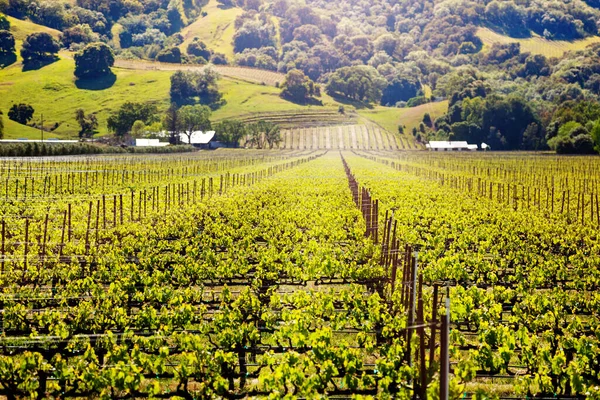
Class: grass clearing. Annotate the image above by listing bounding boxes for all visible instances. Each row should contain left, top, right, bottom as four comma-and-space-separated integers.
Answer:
358, 101, 448, 141
3, 118, 58, 140
7, 16, 61, 41
477, 27, 600, 58
179, 0, 243, 61
114, 60, 285, 87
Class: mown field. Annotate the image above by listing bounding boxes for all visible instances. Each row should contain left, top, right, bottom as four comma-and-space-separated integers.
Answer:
477, 27, 600, 58
0, 150, 599, 398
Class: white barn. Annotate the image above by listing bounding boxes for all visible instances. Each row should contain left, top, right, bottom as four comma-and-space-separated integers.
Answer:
178, 131, 216, 145
426, 141, 478, 151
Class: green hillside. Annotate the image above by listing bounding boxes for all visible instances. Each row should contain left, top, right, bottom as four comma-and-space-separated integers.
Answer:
7, 16, 61, 41
179, 0, 243, 61
0, 56, 424, 145
358, 101, 448, 137
0, 58, 172, 138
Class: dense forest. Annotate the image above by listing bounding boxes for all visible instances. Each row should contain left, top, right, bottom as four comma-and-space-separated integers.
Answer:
4, 0, 600, 151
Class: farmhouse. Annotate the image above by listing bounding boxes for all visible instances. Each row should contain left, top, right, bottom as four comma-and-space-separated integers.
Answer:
426, 141, 478, 151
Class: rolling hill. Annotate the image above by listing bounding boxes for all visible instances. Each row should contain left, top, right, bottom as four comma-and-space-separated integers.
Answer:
0, 10, 431, 148
0, 51, 424, 147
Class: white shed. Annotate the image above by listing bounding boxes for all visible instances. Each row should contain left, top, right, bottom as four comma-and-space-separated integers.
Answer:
426, 141, 478, 151
135, 139, 170, 147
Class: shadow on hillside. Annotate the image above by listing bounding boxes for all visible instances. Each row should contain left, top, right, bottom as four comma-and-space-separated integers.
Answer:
75, 72, 117, 90
484, 23, 531, 39
22, 56, 59, 72
329, 93, 374, 110
216, 2, 234, 10
0, 53, 16, 69
280, 93, 324, 106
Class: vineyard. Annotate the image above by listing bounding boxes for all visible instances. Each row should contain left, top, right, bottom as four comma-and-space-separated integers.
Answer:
278, 125, 418, 151
0, 150, 599, 399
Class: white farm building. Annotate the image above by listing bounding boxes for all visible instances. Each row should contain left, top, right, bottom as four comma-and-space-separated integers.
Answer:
426, 141, 478, 151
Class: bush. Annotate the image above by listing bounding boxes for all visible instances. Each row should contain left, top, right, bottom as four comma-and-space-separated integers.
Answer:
186, 38, 211, 59
156, 46, 181, 63
8, 103, 34, 124
573, 134, 596, 154
406, 96, 429, 108
555, 136, 575, 154
210, 53, 228, 65
0, 29, 15, 54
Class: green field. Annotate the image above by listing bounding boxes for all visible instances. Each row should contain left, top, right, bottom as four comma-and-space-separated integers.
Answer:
477, 27, 600, 58
0, 56, 173, 138
179, 0, 243, 61
358, 101, 448, 136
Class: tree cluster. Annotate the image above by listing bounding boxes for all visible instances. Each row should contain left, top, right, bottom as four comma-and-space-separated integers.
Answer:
169, 68, 223, 107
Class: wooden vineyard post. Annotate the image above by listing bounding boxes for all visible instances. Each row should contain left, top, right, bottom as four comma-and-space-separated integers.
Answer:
120, 194, 124, 225
591, 193, 594, 224
407, 251, 418, 367
576, 192, 581, 223
130, 190, 134, 222
24, 219, 29, 268
85, 202, 92, 255
390, 238, 399, 295
417, 273, 426, 400
429, 285, 439, 375
59, 210, 66, 260
41, 213, 49, 267
440, 287, 450, 400
373, 199, 379, 243
102, 195, 106, 229
138, 191, 142, 221
1, 219, 5, 271
597, 193, 600, 225
68, 203, 72, 242
95, 199, 100, 247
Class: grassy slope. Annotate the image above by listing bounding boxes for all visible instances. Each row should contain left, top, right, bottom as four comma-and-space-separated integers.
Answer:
477, 27, 600, 58
179, 0, 242, 61
3, 118, 55, 139
7, 16, 61, 41
358, 101, 448, 136
213, 80, 341, 120
0, 58, 173, 138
